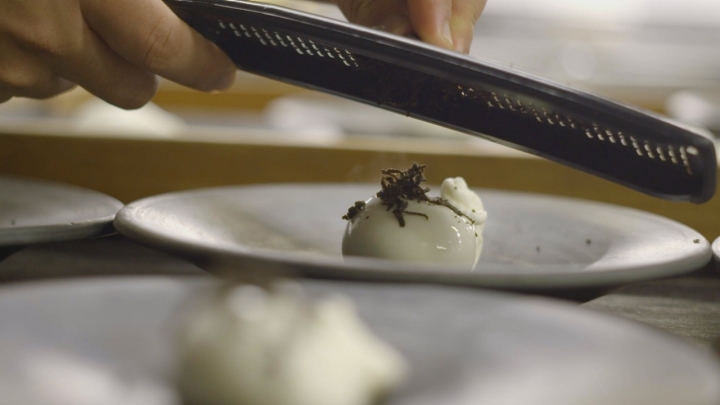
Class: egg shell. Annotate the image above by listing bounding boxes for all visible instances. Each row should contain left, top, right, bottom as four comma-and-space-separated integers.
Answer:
342, 197, 477, 268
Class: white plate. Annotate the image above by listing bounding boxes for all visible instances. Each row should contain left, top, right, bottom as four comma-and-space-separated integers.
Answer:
0, 276, 718, 405
0, 176, 122, 247
713, 236, 720, 272
115, 184, 711, 297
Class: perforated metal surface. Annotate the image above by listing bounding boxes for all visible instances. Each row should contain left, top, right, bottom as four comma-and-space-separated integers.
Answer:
166, 0, 716, 202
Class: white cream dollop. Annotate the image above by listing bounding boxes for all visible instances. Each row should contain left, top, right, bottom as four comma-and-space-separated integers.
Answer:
177, 282, 406, 405
342, 177, 487, 269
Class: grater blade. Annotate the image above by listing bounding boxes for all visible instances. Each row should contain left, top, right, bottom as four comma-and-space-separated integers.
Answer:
165, 0, 717, 203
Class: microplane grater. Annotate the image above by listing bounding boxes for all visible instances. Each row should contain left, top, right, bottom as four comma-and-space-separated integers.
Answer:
166, 0, 717, 203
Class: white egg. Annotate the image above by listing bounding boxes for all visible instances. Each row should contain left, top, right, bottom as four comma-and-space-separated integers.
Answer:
342, 177, 486, 270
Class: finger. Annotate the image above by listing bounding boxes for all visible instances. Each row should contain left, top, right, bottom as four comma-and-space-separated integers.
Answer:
45, 24, 159, 109
0, 93, 11, 104
0, 36, 77, 99
449, 0, 486, 53
407, 0, 454, 50
13, 77, 77, 99
82, 0, 236, 92
334, 0, 413, 36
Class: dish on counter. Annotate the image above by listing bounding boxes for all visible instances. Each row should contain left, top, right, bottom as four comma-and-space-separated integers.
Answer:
341, 164, 487, 270
114, 184, 711, 300
177, 280, 407, 405
0, 175, 122, 248
712, 237, 720, 272
0, 276, 719, 405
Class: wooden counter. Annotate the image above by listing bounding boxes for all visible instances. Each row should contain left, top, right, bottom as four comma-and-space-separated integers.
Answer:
1, 128, 719, 240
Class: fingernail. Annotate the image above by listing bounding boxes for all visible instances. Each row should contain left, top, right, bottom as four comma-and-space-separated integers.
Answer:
455, 36, 470, 53
382, 14, 413, 36
442, 20, 453, 47
212, 71, 236, 92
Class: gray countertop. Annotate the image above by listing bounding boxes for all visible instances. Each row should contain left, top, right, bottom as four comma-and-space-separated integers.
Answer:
585, 271, 720, 352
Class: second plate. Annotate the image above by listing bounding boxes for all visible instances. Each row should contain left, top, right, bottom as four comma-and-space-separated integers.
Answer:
0, 175, 122, 259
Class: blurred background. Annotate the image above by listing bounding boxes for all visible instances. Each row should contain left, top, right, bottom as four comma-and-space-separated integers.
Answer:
1, 0, 719, 140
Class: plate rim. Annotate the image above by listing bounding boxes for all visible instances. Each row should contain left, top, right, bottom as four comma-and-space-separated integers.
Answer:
0, 175, 123, 247
114, 183, 712, 290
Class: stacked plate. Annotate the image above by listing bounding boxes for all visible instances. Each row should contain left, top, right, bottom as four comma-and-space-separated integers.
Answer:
1, 179, 718, 405
0, 176, 122, 259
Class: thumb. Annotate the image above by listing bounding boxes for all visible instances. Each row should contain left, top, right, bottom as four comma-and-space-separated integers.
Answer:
333, 0, 414, 36
448, 0, 487, 53
407, 0, 454, 50
409, 0, 486, 53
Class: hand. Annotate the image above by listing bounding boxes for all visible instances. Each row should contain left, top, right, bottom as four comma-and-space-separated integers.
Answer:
332, 0, 486, 53
0, 0, 237, 108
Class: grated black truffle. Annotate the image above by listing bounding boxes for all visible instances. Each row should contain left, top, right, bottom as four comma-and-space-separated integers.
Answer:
342, 201, 366, 220
343, 163, 473, 227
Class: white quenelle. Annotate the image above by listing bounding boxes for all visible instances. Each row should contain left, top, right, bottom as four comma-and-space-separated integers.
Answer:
177, 281, 406, 405
342, 171, 487, 270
